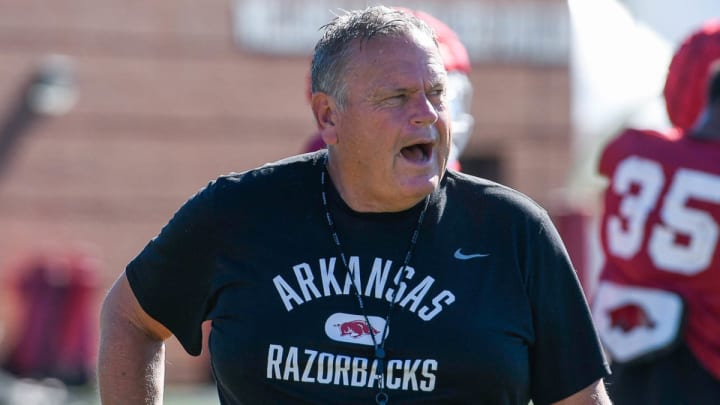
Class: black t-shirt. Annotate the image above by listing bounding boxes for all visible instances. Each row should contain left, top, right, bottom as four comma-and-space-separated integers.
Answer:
127, 151, 610, 404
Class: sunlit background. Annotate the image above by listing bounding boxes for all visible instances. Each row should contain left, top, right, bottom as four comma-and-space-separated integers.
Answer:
0, 0, 717, 404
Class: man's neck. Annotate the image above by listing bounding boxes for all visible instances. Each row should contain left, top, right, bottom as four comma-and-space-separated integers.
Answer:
324, 159, 430, 213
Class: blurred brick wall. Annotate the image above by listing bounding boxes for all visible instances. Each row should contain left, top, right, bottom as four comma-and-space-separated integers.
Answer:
0, 0, 572, 385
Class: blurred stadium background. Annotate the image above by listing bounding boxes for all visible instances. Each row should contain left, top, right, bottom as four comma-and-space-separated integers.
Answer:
0, 0, 717, 404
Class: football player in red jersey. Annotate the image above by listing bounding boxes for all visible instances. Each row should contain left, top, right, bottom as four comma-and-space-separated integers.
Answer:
301, 8, 474, 172
592, 20, 720, 404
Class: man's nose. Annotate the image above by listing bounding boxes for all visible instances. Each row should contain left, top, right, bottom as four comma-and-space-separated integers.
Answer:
411, 94, 439, 126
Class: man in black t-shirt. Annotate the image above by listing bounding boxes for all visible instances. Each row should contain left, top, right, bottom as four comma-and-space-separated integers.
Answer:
98, 6, 611, 404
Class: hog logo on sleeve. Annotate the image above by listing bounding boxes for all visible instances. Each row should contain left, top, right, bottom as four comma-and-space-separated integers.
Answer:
607, 303, 656, 333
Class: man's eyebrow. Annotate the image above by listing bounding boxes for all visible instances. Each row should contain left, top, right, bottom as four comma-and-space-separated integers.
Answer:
372, 85, 415, 96
426, 78, 447, 90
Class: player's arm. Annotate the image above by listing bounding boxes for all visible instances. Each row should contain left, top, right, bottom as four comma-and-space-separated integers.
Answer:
98, 272, 173, 405
552, 379, 612, 405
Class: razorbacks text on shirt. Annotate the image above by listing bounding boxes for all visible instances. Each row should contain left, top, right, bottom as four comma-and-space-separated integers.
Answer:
266, 344, 438, 391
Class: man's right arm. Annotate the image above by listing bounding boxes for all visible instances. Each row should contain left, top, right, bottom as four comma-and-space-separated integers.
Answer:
98, 272, 173, 404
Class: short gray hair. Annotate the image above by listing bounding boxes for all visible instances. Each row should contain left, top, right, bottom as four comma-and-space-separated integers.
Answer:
310, 6, 438, 109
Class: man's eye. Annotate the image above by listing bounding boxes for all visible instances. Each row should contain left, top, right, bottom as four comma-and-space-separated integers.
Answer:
381, 94, 407, 104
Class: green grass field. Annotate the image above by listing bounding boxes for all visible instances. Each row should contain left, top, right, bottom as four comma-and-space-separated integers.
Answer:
66, 384, 220, 405
0, 378, 219, 405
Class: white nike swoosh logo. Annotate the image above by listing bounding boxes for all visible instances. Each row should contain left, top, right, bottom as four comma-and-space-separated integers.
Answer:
454, 248, 490, 260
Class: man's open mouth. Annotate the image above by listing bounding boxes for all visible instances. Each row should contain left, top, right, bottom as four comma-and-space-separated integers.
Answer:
400, 142, 433, 163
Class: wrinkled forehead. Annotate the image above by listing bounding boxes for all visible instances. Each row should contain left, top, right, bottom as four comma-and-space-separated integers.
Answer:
349, 31, 447, 81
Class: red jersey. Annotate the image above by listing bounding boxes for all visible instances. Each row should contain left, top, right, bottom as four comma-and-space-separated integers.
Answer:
597, 128, 720, 378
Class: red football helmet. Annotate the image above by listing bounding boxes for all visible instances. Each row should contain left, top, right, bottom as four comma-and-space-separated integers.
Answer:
663, 19, 720, 129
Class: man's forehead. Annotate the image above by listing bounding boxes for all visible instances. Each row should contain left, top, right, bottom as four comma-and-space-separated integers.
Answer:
365, 65, 446, 99
351, 29, 439, 56
374, 68, 447, 88
353, 34, 445, 71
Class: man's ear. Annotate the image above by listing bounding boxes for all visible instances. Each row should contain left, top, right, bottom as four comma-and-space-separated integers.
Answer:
311, 92, 339, 145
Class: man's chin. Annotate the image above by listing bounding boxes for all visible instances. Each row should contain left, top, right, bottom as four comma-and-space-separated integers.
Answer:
398, 174, 440, 198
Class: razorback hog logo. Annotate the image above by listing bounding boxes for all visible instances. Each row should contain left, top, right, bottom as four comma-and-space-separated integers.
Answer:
607, 303, 656, 333
336, 320, 380, 339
